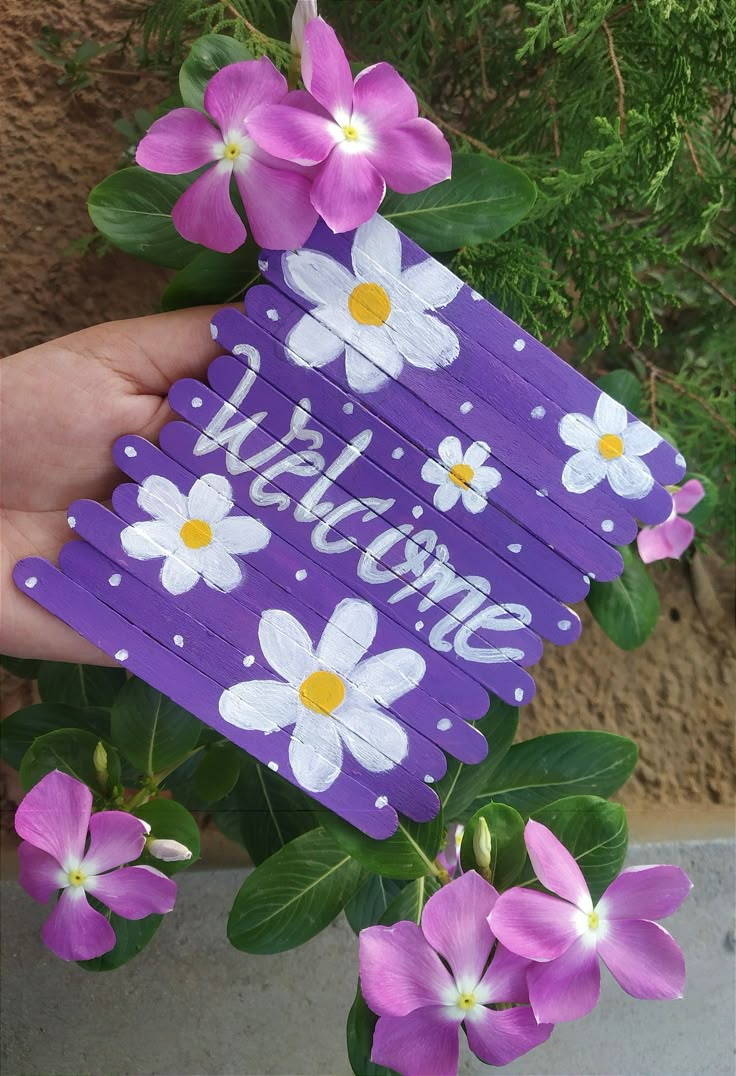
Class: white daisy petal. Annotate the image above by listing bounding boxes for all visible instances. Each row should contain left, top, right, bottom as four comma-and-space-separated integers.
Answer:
219, 680, 297, 732
461, 487, 487, 514
438, 436, 463, 467
434, 480, 462, 512
289, 712, 343, 792
351, 214, 403, 281
259, 609, 316, 686
138, 476, 188, 526
283, 248, 355, 307
354, 327, 406, 380
559, 413, 599, 452
561, 450, 607, 494
317, 599, 377, 676
622, 421, 661, 458
593, 394, 627, 435
187, 475, 233, 524
351, 649, 425, 705
391, 311, 459, 370
606, 455, 654, 499
214, 515, 270, 555
472, 465, 502, 494
160, 553, 200, 595
286, 314, 345, 370
464, 441, 491, 469
200, 545, 242, 592
344, 346, 392, 393
337, 706, 408, 771
421, 458, 447, 487
399, 259, 464, 310
121, 520, 179, 561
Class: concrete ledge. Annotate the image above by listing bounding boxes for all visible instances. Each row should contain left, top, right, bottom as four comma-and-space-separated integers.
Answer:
1, 839, 734, 1076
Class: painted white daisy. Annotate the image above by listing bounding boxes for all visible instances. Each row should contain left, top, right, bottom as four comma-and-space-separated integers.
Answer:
219, 598, 425, 793
282, 214, 462, 394
559, 394, 660, 500
421, 437, 502, 514
121, 474, 270, 595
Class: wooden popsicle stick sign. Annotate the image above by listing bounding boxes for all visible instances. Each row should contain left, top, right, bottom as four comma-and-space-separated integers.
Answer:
14, 214, 683, 837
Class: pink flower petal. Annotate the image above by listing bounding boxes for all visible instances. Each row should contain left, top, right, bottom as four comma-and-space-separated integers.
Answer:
135, 108, 219, 174
85, 865, 177, 919
302, 18, 354, 119
464, 1004, 554, 1067
370, 1007, 460, 1076
476, 942, 535, 1005
637, 520, 676, 564
662, 515, 696, 558
597, 865, 693, 921
15, 770, 91, 870
597, 919, 686, 1000
234, 158, 318, 249
368, 118, 452, 194
672, 478, 705, 516
527, 935, 601, 1023
359, 921, 455, 1018
204, 58, 286, 136
490, 888, 585, 960
172, 162, 246, 253
352, 63, 418, 129
524, 819, 593, 911
248, 103, 336, 166
41, 886, 116, 962
310, 149, 386, 233
421, 871, 498, 991
18, 841, 67, 903
80, 811, 148, 876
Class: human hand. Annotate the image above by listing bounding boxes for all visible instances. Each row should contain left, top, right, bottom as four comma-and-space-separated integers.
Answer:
1, 308, 221, 662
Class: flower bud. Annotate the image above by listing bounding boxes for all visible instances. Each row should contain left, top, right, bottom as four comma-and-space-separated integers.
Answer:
473, 817, 492, 871
290, 0, 318, 55
146, 837, 192, 862
93, 741, 109, 789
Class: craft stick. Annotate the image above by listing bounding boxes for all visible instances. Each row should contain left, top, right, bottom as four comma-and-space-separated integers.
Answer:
58, 539, 444, 820
13, 557, 401, 838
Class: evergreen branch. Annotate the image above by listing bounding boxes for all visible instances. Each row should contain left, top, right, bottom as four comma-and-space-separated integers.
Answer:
601, 19, 626, 134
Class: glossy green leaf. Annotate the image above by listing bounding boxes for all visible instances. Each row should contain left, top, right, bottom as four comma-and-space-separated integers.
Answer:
596, 370, 642, 415
459, 802, 526, 890
133, 798, 201, 876
586, 545, 660, 649
347, 985, 399, 1076
111, 679, 202, 776
193, 741, 242, 802
179, 34, 254, 112
19, 729, 120, 794
379, 874, 440, 926
520, 795, 629, 902
0, 655, 41, 679
322, 810, 444, 880
436, 696, 518, 820
88, 167, 200, 269
161, 242, 260, 311
78, 911, 163, 972
227, 827, 367, 954
0, 703, 110, 770
682, 472, 718, 529
478, 731, 638, 815
345, 875, 404, 934
37, 662, 126, 708
381, 154, 536, 252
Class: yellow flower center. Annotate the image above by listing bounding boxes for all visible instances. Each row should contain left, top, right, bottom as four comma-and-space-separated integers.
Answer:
223, 142, 241, 161
450, 463, 474, 489
180, 518, 213, 549
67, 868, 86, 887
348, 282, 392, 326
342, 124, 359, 141
299, 670, 346, 716
598, 433, 624, 460
457, 993, 476, 1011
588, 910, 600, 931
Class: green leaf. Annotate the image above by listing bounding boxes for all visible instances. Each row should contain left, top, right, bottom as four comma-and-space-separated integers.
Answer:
436, 696, 518, 820
19, 729, 121, 794
161, 242, 261, 311
37, 662, 126, 708
597, 370, 643, 415
520, 795, 629, 903
193, 741, 241, 802
381, 154, 536, 252
681, 472, 718, 529
459, 802, 526, 890
213, 754, 317, 864
133, 798, 201, 876
78, 912, 163, 971
379, 874, 440, 926
0, 654, 41, 679
345, 875, 404, 934
111, 679, 202, 776
227, 828, 367, 954
322, 810, 443, 880
0, 703, 110, 770
88, 167, 200, 269
586, 545, 660, 649
179, 34, 254, 112
478, 731, 638, 815
346, 985, 399, 1076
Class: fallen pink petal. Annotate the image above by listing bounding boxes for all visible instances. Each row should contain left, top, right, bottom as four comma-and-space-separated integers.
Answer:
637, 478, 705, 563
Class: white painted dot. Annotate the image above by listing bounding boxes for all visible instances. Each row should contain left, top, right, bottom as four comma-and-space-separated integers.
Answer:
460, 401, 473, 414
191, 397, 203, 409
589, 572, 596, 580
268, 761, 279, 772
583, 574, 591, 586
173, 634, 184, 648
423, 774, 435, 784
295, 569, 307, 581
391, 447, 404, 460
243, 654, 255, 667
124, 445, 137, 458
675, 452, 686, 468
210, 323, 218, 340
558, 619, 572, 631
258, 258, 268, 272
507, 543, 522, 554
115, 649, 129, 662
266, 308, 279, 322
24, 576, 37, 589
531, 406, 546, 420
108, 574, 122, 588
342, 402, 354, 415
601, 519, 614, 533
513, 339, 526, 352
412, 505, 423, 519
536, 488, 548, 497
471, 290, 483, 302
375, 795, 389, 809
514, 688, 524, 702
437, 718, 452, 731
67, 516, 76, 529
415, 621, 424, 631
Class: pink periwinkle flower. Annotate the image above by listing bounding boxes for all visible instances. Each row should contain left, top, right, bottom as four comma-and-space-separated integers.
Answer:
637, 478, 705, 564
436, 822, 464, 879
136, 57, 318, 253
248, 17, 451, 233
359, 871, 553, 1076
489, 820, 692, 1025
15, 770, 177, 961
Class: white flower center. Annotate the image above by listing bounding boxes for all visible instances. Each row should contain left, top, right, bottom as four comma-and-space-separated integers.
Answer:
598, 433, 624, 460
299, 670, 346, 716
348, 282, 392, 326
587, 910, 601, 932
180, 518, 212, 549
215, 132, 253, 166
